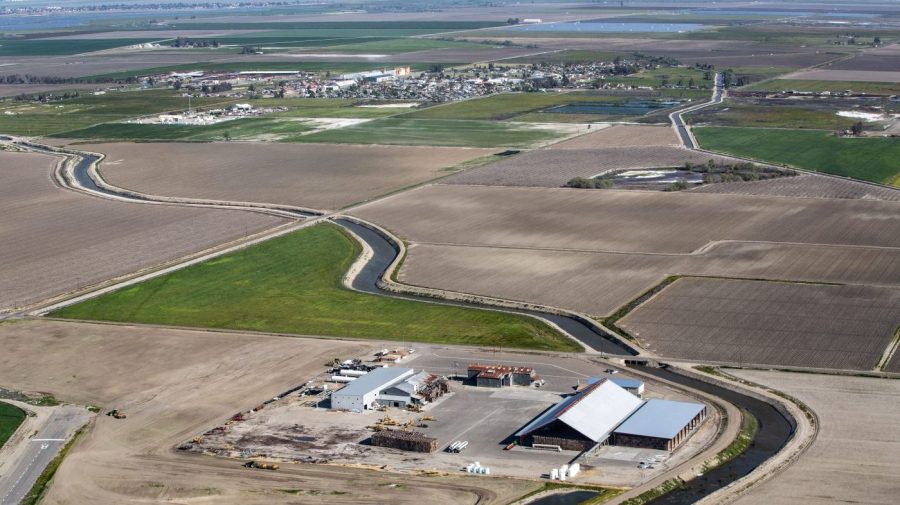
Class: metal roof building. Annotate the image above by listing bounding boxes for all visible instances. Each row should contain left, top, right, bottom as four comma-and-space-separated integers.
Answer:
588, 376, 645, 398
331, 367, 414, 412
515, 378, 643, 451
613, 399, 708, 451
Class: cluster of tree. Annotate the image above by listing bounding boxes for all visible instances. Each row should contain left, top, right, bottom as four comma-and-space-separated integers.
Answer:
663, 179, 690, 192
632, 52, 681, 67
685, 160, 797, 183
240, 45, 263, 54
13, 91, 80, 102
565, 177, 613, 189
506, 18, 521, 25
850, 121, 865, 136
171, 37, 219, 48
200, 82, 232, 93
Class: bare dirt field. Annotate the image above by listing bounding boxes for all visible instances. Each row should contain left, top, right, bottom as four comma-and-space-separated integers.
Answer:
443, 147, 732, 187
826, 54, 900, 72
618, 278, 900, 370
398, 241, 900, 317
0, 320, 538, 505
548, 125, 680, 149
0, 150, 284, 312
782, 69, 900, 83
730, 370, 899, 505
87, 142, 497, 210
182, 344, 714, 487
351, 185, 900, 254
688, 173, 900, 201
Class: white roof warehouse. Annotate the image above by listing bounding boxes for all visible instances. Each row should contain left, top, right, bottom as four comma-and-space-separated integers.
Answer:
331, 367, 415, 412
516, 378, 707, 452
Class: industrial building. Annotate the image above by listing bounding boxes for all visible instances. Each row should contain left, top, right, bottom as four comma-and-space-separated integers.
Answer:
330, 367, 447, 411
467, 363, 540, 388
515, 379, 643, 451
588, 376, 645, 398
331, 367, 415, 411
612, 399, 707, 451
515, 379, 706, 452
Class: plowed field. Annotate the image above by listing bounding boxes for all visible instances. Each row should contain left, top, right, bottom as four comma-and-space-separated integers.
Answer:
87, 142, 497, 210
0, 150, 284, 311
618, 278, 900, 370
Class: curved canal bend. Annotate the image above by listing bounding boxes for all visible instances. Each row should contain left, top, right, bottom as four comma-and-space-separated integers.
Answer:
26, 142, 318, 219
334, 218, 635, 356
21, 139, 636, 356
18, 140, 795, 503
637, 366, 794, 504
335, 219, 795, 503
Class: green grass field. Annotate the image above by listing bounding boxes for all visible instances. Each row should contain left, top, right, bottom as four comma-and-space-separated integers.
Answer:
686, 101, 855, 130
51, 118, 317, 142
0, 402, 26, 449
0, 89, 238, 136
52, 224, 577, 351
741, 79, 900, 95
296, 117, 569, 147
0, 38, 161, 56
695, 127, 900, 186
406, 89, 707, 122
310, 37, 485, 54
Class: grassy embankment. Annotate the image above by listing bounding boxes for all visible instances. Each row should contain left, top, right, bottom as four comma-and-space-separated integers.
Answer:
0, 401, 26, 449
695, 127, 900, 186
53, 224, 579, 351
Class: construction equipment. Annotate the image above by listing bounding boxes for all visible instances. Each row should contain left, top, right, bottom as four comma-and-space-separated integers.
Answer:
106, 409, 126, 419
244, 461, 279, 471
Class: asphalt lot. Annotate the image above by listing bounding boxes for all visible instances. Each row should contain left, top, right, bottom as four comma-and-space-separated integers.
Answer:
0, 405, 90, 505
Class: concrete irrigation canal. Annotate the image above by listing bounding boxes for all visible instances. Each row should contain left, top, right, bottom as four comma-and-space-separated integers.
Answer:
334, 218, 637, 356
637, 366, 795, 504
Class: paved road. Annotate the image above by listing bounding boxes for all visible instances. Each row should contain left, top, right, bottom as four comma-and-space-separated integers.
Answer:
671, 72, 724, 149
0, 406, 89, 505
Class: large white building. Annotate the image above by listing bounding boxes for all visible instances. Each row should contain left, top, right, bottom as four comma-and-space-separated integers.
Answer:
330, 367, 415, 411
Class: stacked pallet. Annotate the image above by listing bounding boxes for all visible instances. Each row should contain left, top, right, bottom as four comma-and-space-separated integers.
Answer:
371, 430, 437, 453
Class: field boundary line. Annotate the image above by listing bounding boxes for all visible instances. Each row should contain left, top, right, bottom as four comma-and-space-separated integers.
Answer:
875, 327, 900, 372
407, 238, 900, 257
